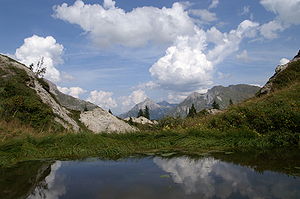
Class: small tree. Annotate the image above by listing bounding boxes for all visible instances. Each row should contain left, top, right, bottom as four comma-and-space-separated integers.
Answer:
137, 109, 144, 118
212, 100, 220, 109
108, 109, 113, 115
187, 104, 197, 118
29, 57, 46, 78
144, 106, 150, 119
83, 104, 88, 111
128, 117, 134, 125
229, 99, 233, 105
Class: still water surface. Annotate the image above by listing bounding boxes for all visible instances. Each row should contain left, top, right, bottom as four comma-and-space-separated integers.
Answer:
1, 152, 300, 199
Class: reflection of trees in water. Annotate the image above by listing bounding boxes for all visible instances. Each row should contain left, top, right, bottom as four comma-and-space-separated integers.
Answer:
154, 157, 300, 199
0, 161, 51, 199
27, 161, 66, 199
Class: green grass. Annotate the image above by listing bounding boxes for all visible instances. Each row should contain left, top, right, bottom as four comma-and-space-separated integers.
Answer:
156, 82, 300, 146
0, 127, 294, 167
207, 83, 300, 135
0, 66, 63, 132
268, 59, 300, 91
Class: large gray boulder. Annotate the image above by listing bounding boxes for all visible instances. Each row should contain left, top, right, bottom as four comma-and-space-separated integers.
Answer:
80, 108, 138, 133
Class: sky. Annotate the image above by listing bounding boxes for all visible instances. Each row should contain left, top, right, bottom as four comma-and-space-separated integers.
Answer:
0, 0, 299, 114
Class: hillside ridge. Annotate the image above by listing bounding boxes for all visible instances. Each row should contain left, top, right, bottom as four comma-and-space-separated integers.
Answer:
0, 54, 136, 133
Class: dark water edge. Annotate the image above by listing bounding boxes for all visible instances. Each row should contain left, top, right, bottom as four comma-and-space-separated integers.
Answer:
1, 149, 300, 199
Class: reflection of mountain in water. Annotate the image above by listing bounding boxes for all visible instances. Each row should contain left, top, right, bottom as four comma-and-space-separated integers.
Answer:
154, 157, 300, 199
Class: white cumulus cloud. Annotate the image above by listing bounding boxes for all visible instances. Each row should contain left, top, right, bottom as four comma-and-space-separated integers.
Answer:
15, 35, 64, 82
103, 0, 115, 9
259, 0, 300, 39
149, 28, 213, 92
150, 20, 259, 92
260, 20, 285, 39
87, 90, 117, 110
260, 0, 300, 25
207, 20, 259, 65
53, 0, 195, 47
57, 86, 86, 98
121, 89, 148, 107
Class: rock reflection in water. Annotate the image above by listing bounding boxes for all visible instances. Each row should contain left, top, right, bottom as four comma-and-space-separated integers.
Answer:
27, 161, 65, 199
0, 161, 52, 199
154, 156, 300, 199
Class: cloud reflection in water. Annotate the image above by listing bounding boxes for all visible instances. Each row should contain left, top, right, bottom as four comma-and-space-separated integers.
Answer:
154, 156, 300, 199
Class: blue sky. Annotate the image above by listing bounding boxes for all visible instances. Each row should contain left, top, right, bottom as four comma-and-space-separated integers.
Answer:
1, 0, 299, 114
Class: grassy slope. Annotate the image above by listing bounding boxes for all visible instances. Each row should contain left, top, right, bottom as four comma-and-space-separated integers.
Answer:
205, 60, 300, 139
0, 59, 299, 167
0, 64, 63, 132
159, 60, 300, 144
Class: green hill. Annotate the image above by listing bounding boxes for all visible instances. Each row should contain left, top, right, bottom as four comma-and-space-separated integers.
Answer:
0, 55, 63, 131
206, 54, 300, 137
0, 54, 136, 135
162, 54, 300, 145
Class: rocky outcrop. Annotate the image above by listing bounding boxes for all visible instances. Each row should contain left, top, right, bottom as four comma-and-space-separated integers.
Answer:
259, 64, 289, 96
0, 54, 79, 131
79, 108, 138, 133
124, 116, 158, 125
207, 109, 223, 115
30, 78, 80, 131
294, 50, 300, 60
258, 50, 300, 96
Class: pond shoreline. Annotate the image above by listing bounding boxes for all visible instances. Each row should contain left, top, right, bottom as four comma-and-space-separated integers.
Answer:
1, 130, 299, 168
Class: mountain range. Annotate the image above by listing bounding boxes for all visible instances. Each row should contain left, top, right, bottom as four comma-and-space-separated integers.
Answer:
168, 84, 260, 118
120, 84, 260, 119
119, 98, 177, 120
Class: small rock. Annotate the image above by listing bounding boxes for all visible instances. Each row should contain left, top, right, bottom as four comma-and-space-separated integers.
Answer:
124, 116, 158, 125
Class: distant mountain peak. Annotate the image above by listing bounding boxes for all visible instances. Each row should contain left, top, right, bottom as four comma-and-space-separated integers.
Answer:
143, 97, 156, 104
157, 100, 177, 107
119, 98, 177, 120
167, 84, 260, 118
